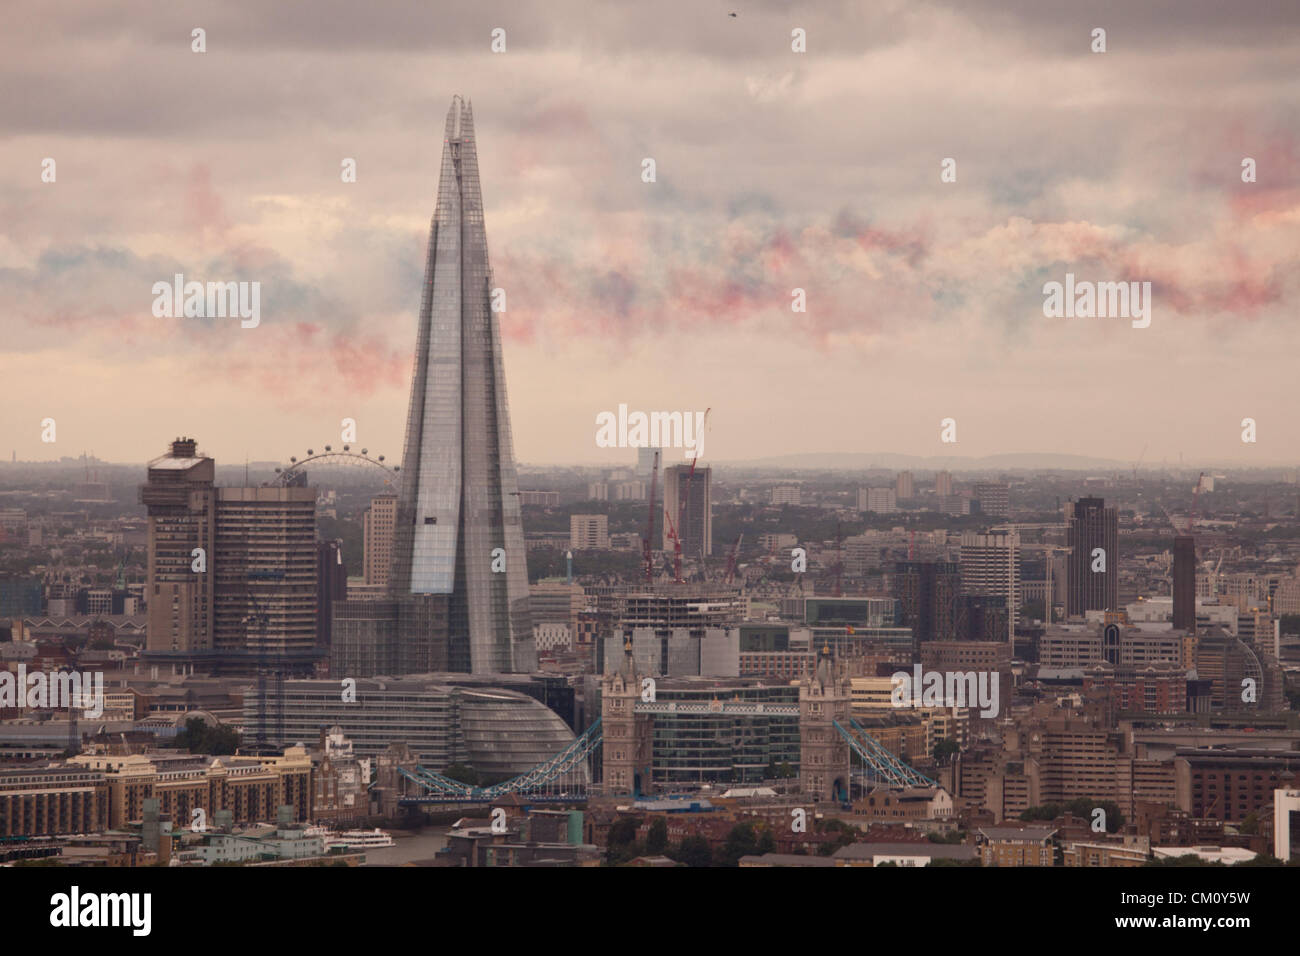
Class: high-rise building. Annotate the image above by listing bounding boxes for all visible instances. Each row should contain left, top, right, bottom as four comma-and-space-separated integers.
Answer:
894, 560, 962, 652
362, 494, 398, 588
935, 471, 954, 497
770, 485, 802, 506
1194, 628, 1270, 714
1173, 535, 1196, 632
663, 465, 712, 558
974, 482, 1010, 519
213, 485, 319, 662
317, 539, 347, 656
569, 514, 609, 550
1066, 497, 1118, 616
959, 530, 1020, 640
141, 437, 321, 674
896, 471, 915, 501
859, 487, 897, 514
388, 95, 536, 675
139, 438, 216, 656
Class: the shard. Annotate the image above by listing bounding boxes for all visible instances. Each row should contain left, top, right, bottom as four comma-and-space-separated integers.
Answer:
390, 95, 536, 674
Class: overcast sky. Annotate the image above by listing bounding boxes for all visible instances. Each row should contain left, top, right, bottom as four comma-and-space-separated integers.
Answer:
2, 0, 1298, 469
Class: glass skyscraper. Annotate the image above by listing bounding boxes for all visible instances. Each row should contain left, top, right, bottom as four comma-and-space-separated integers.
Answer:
390, 95, 536, 674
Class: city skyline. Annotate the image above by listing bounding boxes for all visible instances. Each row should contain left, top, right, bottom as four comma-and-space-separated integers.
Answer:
7, 0, 1300, 909
3, 1, 1299, 467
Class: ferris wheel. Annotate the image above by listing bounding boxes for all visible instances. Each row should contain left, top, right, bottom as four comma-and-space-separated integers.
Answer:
271, 444, 400, 489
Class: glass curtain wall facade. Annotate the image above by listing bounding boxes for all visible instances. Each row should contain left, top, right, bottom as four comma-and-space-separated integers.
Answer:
391, 95, 536, 674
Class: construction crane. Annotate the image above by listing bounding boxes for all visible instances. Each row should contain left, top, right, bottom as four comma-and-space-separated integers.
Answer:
1132, 444, 1147, 481
723, 533, 744, 585
832, 520, 844, 597
1210, 547, 1225, 598
244, 570, 286, 755
1159, 503, 1184, 534
1189, 472, 1206, 528
643, 450, 660, 583
112, 548, 133, 591
663, 507, 683, 584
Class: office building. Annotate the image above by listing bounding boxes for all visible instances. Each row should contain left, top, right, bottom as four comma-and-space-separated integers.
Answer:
139, 438, 216, 657
1066, 497, 1118, 616
529, 580, 585, 629
317, 539, 347, 653
212, 485, 319, 662
252, 677, 580, 775
770, 485, 801, 506
1173, 535, 1196, 632
388, 96, 536, 674
330, 598, 401, 677
141, 438, 320, 674
893, 560, 962, 649
959, 530, 1020, 638
362, 493, 398, 588
519, 491, 560, 507
973, 482, 1009, 518
663, 465, 712, 558
896, 471, 915, 501
859, 487, 897, 514
570, 514, 610, 550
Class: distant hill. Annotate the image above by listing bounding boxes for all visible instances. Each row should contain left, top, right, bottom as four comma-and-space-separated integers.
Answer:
717, 452, 1134, 472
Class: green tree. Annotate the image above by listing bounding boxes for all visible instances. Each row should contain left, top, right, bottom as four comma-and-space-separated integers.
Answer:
606, 816, 642, 865
671, 834, 712, 867
646, 817, 668, 855
173, 718, 239, 756
1019, 600, 1046, 621
720, 822, 759, 867
932, 738, 960, 764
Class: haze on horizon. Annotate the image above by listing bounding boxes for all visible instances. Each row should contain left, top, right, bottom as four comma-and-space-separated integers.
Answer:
2, 0, 1298, 469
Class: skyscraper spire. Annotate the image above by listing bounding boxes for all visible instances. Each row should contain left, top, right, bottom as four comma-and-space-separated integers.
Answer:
390, 96, 536, 674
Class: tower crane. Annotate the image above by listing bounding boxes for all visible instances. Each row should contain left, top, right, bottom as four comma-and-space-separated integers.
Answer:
832, 520, 844, 598
723, 533, 743, 585
643, 450, 659, 583
664, 507, 683, 584
1189, 472, 1206, 528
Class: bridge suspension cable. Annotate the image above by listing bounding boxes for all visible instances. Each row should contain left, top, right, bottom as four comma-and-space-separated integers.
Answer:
833, 718, 936, 789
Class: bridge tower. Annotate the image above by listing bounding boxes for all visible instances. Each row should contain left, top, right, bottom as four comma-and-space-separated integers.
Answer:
799, 644, 852, 803
601, 639, 654, 797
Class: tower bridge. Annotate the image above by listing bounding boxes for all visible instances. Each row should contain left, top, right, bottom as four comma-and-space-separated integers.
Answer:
395, 644, 934, 807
